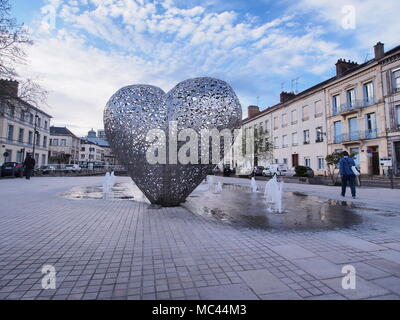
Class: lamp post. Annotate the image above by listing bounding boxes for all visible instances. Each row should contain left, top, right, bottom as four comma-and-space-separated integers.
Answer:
31, 114, 39, 165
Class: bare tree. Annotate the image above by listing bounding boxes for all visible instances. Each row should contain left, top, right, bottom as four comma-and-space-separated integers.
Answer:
0, 0, 47, 107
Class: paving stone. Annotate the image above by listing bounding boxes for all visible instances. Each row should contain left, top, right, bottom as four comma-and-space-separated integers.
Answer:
238, 269, 290, 295
322, 277, 390, 299
342, 262, 390, 280
291, 257, 342, 279
198, 284, 259, 300
270, 244, 317, 260
372, 277, 400, 295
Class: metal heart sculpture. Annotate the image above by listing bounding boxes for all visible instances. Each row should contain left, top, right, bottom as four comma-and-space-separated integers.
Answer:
104, 77, 242, 207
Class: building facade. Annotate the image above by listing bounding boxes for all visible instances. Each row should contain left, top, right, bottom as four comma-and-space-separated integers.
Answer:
381, 45, 400, 175
0, 80, 52, 167
240, 42, 400, 176
79, 139, 105, 166
49, 126, 81, 164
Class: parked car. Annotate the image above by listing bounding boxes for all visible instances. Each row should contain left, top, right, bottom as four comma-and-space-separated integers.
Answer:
294, 165, 315, 178
0, 162, 23, 178
223, 165, 234, 177
65, 164, 82, 172
251, 166, 265, 177
262, 164, 293, 177
40, 165, 56, 175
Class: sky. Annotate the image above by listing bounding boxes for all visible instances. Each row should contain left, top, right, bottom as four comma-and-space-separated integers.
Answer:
9, 0, 400, 136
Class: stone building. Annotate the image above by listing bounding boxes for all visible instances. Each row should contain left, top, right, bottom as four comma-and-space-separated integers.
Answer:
79, 139, 105, 167
380, 44, 400, 175
0, 79, 52, 167
49, 126, 81, 164
240, 42, 399, 176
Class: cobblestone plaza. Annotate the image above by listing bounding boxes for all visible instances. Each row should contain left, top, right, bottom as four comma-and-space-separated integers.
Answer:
1, 176, 400, 300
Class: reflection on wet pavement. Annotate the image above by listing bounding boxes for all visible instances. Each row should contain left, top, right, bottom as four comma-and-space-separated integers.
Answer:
183, 184, 365, 231
61, 182, 146, 201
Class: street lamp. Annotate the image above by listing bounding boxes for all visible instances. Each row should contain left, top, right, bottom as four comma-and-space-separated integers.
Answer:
32, 114, 39, 165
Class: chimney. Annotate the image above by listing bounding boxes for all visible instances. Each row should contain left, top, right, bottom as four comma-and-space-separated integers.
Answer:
0, 79, 19, 97
247, 105, 260, 118
280, 91, 296, 103
374, 42, 384, 60
335, 59, 358, 77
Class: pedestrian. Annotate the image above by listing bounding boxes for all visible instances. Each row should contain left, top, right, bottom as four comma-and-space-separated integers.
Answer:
339, 151, 357, 199
23, 153, 36, 180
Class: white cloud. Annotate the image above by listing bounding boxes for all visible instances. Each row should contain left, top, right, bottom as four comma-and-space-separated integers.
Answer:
20, 0, 398, 135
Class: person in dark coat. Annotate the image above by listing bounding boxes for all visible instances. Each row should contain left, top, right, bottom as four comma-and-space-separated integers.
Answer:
339, 151, 356, 198
23, 154, 36, 180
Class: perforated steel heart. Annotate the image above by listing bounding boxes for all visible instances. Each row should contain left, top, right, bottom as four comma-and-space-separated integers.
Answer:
104, 77, 242, 206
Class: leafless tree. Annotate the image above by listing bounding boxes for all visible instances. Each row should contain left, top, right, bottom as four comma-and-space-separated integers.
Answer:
0, 0, 47, 107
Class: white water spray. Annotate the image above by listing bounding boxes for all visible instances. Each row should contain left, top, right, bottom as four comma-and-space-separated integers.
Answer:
264, 175, 284, 213
250, 177, 258, 193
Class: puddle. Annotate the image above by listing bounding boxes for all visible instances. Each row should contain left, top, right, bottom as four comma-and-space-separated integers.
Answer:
183, 184, 365, 231
61, 182, 144, 201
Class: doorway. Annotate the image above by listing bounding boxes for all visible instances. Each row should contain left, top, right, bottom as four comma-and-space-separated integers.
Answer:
369, 146, 380, 175
292, 154, 299, 167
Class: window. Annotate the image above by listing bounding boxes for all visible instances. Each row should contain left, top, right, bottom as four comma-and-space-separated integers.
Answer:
81, 147, 85, 152
4, 149, 12, 162
43, 136, 47, 148
366, 113, 377, 138
282, 135, 288, 148
36, 134, 40, 146
8, 105, 15, 117
81, 154, 85, 159
53, 139, 59, 146
282, 114, 287, 127
317, 157, 325, 170
292, 132, 298, 146
264, 120, 269, 133
44, 121, 48, 130
350, 147, 360, 168
302, 106, 309, 121
334, 121, 342, 143
274, 137, 279, 148
274, 117, 279, 129
348, 117, 358, 140
20, 110, 25, 121
16, 150, 23, 163
7, 125, 14, 140
397, 105, 400, 127
332, 95, 340, 115
346, 88, 356, 108
316, 127, 324, 142
305, 157, 311, 167
303, 130, 310, 144
37, 117, 41, 128
41, 154, 46, 166
274, 159, 278, 164
60, 139, 67, 146
291, 110, 297, 124
28, 131, 33, 145
393, 69, 400, 92
29, 113, 34, 124
314, 100, 323, 117
283, 158, 288, 165
363, 81, 374, 105
18, 128, 24, 143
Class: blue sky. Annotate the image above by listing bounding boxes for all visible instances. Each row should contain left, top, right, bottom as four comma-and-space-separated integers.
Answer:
10, 0, 400, 136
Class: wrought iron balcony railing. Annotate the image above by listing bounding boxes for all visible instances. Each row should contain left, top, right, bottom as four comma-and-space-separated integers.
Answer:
332, 98, 381, 116
333, 128, 378, 144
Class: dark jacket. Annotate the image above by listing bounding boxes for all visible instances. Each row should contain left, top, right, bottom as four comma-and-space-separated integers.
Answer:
339, 156, 356, 176
24, 157, 36, 170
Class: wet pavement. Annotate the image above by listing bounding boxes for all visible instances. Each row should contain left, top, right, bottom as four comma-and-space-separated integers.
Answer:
183, 184, 365, 231
1, 176, 399, 300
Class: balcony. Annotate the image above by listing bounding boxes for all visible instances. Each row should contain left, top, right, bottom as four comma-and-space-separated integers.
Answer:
333, 129, 378, 144
332, 98, 381, 116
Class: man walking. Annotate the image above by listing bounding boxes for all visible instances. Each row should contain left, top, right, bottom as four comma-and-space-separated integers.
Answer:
23, 153, 36, 180
339, 151, 356, 199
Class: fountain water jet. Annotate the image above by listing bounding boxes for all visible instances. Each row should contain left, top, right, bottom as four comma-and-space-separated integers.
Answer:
264, 175, 284, 213
250, 177, 258, 193
215, 182, 223, 193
